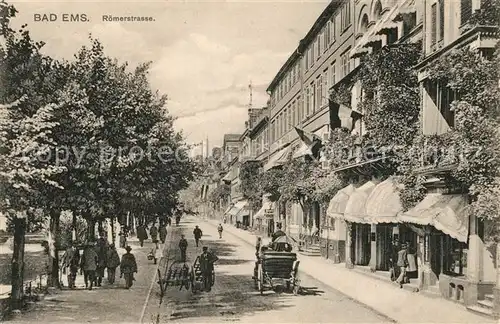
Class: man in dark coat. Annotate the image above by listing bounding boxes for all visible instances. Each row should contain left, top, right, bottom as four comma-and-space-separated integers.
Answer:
106, 244, 121, 284
199, 247, 218, 292
80, 242, 98, 290
193, 226, 203, 247
271, 223, 286, 242
150, 223, 159, 248
159, 223, 168, 244
178, 235, 188, 262
94, 234, 107, 287
61, 242, 80, 289
136, 225, 148, 247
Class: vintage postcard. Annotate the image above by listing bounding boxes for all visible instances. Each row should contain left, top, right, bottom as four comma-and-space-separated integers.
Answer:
0, 0, 498, 323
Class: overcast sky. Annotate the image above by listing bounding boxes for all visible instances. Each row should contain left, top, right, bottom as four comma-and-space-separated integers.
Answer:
10, 0, 327, 150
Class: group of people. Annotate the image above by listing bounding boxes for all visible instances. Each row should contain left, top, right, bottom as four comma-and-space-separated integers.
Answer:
60, 233, 138, 290
136, 222, 168, 248
389, 240, 418, 288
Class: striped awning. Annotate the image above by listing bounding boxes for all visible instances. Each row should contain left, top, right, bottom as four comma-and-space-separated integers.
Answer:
327, 184, 357, 219
364, 178, 403, 224
398, 194, 469, 243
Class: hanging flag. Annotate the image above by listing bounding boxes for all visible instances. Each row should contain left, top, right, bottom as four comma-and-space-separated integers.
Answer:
329, 100, 363, 131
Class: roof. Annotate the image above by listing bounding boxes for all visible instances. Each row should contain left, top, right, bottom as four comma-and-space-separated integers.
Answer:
267, 0, 345, 92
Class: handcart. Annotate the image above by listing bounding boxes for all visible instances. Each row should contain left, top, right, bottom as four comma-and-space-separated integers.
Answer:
157, 260, 192, 296
191, 256, 215, 293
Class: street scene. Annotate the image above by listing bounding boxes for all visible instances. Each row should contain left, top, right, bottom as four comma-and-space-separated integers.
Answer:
0, 0, 499, 323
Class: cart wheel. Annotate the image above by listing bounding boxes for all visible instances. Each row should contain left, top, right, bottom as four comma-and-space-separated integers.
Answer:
257, 264, 264, 295
292, 277, 300, 295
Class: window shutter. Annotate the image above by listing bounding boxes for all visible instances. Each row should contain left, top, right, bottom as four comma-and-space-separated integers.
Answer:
460, 0, 472, 25
439, 0, 445, 41
431, 3, 437, 45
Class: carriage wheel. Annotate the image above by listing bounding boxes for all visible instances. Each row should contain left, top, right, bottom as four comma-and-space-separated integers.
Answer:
292, 276, 300, 295
257, 264, 264, 295
190, 267, 196, 293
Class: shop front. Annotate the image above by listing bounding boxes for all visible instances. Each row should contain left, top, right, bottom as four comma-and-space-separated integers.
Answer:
253, 195, 275, 236
397, 192, 496, 306
326, 184, 357, 262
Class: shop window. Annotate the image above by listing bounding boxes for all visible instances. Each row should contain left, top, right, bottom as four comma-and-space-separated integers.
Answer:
444, 236, 468, 276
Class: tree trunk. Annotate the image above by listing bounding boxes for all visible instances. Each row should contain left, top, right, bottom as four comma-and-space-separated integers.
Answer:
111, 217, 116, 246
71, 212, 77, 243
49, 211, 60, 288
86, 217, 95, 241
10, 217, 26, 310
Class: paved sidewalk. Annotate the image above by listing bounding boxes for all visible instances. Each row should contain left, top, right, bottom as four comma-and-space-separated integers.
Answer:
5, 228, 176, 323
205, 218, 494, 323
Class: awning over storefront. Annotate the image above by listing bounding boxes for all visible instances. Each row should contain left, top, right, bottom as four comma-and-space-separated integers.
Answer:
223, 205, 232, 215
263, 145, 292, 171
327, 184, 357, 219
398, 194, 469, 243
292, 141, 313, 159
344, 180, 379, 224
233, 200, 249, 221
222, 172, 232, 182
364, 178, 403, 223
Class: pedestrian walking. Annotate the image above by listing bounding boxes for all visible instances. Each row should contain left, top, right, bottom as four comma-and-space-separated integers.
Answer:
217, 224, 223, 239
159, 223, 167, 244
193, 225, 203, 247
137, 224, 148, 247
120, 246, 138, 289
80, 242, 98, 290
106, 244, 121, 284
150, 223, 159, 248
179, 234, 188, 262
94, 234, 107, 287
396, 243, 409, 288
61, 242, 80, 289
199, 246, 218, 292
119, 229, 127, 248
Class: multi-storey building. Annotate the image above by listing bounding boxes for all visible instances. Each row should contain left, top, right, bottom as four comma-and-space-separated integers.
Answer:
263, 0, 357, 249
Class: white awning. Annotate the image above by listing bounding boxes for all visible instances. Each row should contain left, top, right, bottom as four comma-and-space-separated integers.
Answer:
222, 172, 232, 182
292, 141, 313, 159
398, 194, 469, 243
327, 184, 357, 219
364, 178, 403, 224
344, 180, 379, 224
234, 200, 249, 221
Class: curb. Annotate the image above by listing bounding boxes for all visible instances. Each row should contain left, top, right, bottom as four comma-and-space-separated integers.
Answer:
202, 218, 398, 323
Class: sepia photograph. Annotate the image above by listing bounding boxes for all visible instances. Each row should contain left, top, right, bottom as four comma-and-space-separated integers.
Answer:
0, 0, 498, 323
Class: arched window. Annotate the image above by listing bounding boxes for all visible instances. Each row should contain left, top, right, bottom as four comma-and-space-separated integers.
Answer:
360, 14, 369, 33
373, 0, 382, 20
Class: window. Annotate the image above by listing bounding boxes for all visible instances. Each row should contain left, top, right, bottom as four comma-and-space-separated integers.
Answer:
330, 61, 336, 86
324, 24, 330, 50
426, 80, 456, 128
461, 0, 472, 25
341, 51, 350, 77
305, 49, 309, 70
341, 2, 351, 30
311, 83, 317, 114
317, 33, 322, 58
439, 0, 445, 42
322, 70, 329, 106
271, 120, 275, 143
305, 88, 310, 117
298, 96, 303, 122
316, 77, 323, 111
329, 16, 335, 43
287, 106, 292, 131
443, 236, 467, 276
431, 3, 437, 45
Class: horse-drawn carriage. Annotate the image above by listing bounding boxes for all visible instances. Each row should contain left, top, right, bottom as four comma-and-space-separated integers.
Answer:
254, 236, 300, 295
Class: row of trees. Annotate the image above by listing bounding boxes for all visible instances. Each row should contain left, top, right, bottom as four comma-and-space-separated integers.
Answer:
0, 3, 196, 309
